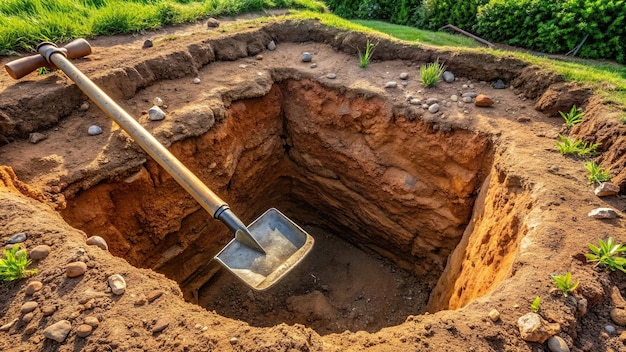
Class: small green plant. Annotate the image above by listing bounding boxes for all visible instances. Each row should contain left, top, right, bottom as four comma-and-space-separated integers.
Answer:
0, 245, 38, 281
585, 237, 626, 273
37, 67, 52, 75
559, 105, 584, 128
584, 160, 611, 184
420, 58, 446, 87
555, 135, 600, 157
531, 296, 540, 313
357, 39, 377, 68
551, 272, 579, 297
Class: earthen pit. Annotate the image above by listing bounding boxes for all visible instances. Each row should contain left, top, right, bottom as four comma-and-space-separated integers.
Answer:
59, 78, 495, 333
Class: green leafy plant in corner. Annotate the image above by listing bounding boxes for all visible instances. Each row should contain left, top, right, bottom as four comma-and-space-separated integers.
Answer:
420, 58, 446, 87
555, 135, 600, 157
584, 160, 611, 184
585, 237, 626, 273
531, 296, 540, 313
37, 67, 52, 76
559, 105, 583, 128
358, 39, 377, 68
551, 272, 579, 297
0, 245, 38, 282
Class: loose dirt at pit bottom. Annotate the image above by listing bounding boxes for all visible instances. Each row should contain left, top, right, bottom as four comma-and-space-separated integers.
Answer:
1, 13, 626, 352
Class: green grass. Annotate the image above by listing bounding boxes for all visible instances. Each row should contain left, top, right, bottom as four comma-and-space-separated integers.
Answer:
551, 272, 579, 297
559, 105, 583, 128
586, 237, 626, 273
420, 59, 446, 87
584, 160, 612, 184
0, 245, 38, 281
352, 20, 478, 48
555, 134, 600, 157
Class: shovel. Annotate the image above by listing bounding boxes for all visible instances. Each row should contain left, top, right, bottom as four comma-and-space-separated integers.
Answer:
5, 39, 314, 291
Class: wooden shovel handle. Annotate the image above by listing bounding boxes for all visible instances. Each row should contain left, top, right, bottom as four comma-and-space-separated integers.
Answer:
4, 38, 92, 79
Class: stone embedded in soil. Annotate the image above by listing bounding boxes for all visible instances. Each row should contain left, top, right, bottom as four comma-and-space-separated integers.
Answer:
611, 286, 626, 308
29, 132, 47, 144
28, 244, 51, 260
462, 96, 474, 103
108, 274, 127, 295
153, 97, 164, 107
587, 208, 618, 219
605, 325, 616, 333
20, 301, 38, 314
152, 318, 170, 333
326, 73, 336, 79
610, 308, 626, 326
43, 320, 71, 343
80, 102, 90, 111
399, 72, 409, 80
428, 104, 440, 114
86, 236, 108, 250
76, 324, 93, 337
192, 77, 201, 84
21, 312, 35, 323
577, 297, 588, 316
256, 54, 263, 60
517, 312, 560, 343
0, 318, 18, 331
66, 261, 87, 277
594, 182, 620, 197
84, 316, 99, 327
409, 98, 421, 105
442, 71, 454, 83
425, 98, 439, 105
88, 125, 102, 136
206, 18, 220, 28
462, 92, 478, 98
148, 106, 166, 121
384, 81, 397, 88
547, 335, 570, 352
475, 94, 495, 107
147, 290, 164, 302
450, 95, 458, 102
267, 40, 276, 51
142, 39, 153, 49
25, 281, 43, 296
488, 309, 500, 322
7, 232, 26, 244
301, 52, 312, 62
493, 79, 506, 89
230, 337, 238, 345
310, 63, 317, 68
42, 305, 57, 316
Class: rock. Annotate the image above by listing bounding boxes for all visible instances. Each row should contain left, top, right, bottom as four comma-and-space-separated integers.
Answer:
230, 337, 238, 345
267, 40, 276, 51
88, 125, 102, 136
588, 208, 618, 219
488, 309, 500, 322
256, 54, 263, 60
326, 73, 336, 79
147, 290, 164, 303
547, 335, 570, 352
399, 72, 409, 80
442, 71, 454, 83
76, 324, 93, 337
605, 325, 616, 333
148, 106, 166, 121
192, 77, 201, 84
7, 233, 26, 244
594, 182, 620, 197
462, 92, 478, 98
142, 39, 153, 49
301, 52, 312, 62
84, 316, 99, 327
152, 317, 169, 333
80, 102, 90, 111
25, 281, 43, 295
462, 96, 473, 103
385, 81, 397, 88
610, 308, 626, 326
43, 320, 71, 343
29, 245, 50, 260
409, 99, 421, 105
42, 305, 57, 316
577, 297, 588, 316
493, 79, 506, 89
517, 116, 531, 123
428, 104, 440, 114
310, 63, 317, 68
620, 331, 626, 343
135, 297, 147, 305
425, 98, 439, 105
66, 261, 87, 278
475, 94, 494, 107
401, 81, 408, 87
20, 301, 38, 314
29, 132, 47, 144
108, 274, 127, 295
24, 326, 37, 335
153, 97, 164, 107
450, 95, 458, 102
206, 18, 220, 28
22, 312, 35, 323
611, 286, 626, 308
517, 312, 560, 343
86, 236, 108, 250
0, 318, 18, 331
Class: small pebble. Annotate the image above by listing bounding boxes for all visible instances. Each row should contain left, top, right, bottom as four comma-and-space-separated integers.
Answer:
605, 325, 616, 333
135, 297, 147, 305
142, 39, 153, 49
66, 261, 87, 278
42, 305, 57, 316
267, 41, 276, 51
488, 309, 500, 322
206, 18, 220, 28
384, 81, 397, 88
25, 281, 43, 296
147, 290, 164, 302
22, 312, 35, 323
88, 125, 102, 136
7, 233, 26, 244
256, 54, 263, 60
0, 318, 18, 331
21, 301, 39, 314
462, 92, 478, 98
326, 73, 336, 79
43, 320, 71, 343
610, 308, 626, 325
29, 132, 47, 144
301, 52, 312, 62
86, 236, 108, 250
547, 335, 570, 352
425, 98, 439, 105
450, 95, 458, 102
442, 71, 454, 83
80, 102, 90, 111
153, 97, 164, 107
462, 96, 473, 103
152, 318, 170, 333
399, 72, 409, 80
409, 98, 421, 105
76, 324, 93, 337
108, 274, 127, 295
594, 182, 620, 197
193, 77, 201, 84
230, 337, 238, 345
148, 106, 166, 121
84, 316, 99, 327
475, 94, 494, 107
462, 84, 469, 89
310, 63, 317, 68
24, 326, 37, 335
401, 81, 407, 87
493, 79, 506, 89
30, 245, 51, 260
588, 208, 618, 219
428, 104, 440, 113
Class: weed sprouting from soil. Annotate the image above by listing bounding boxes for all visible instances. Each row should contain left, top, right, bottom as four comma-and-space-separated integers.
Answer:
551, 272, 579, 297
420, 59, 445, 87
531, 296, 540, 313
358, 39, 377, 68
555, 135, 600, 157
584, 160, 611, 184
586, 237, 626, 273
559, 105, 583, 128
0, 245, 38, 281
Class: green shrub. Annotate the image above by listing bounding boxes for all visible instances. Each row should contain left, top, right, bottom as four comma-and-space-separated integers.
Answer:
555, 134, 600, 157
0, 245, 38, 281
418, 0, 488, 31
586, 237, 626, 273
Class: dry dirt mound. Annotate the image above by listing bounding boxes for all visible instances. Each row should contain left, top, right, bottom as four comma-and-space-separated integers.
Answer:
1, 17, 626, 352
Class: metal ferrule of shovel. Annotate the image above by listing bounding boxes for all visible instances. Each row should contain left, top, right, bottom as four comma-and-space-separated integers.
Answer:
5, 39, 314, 291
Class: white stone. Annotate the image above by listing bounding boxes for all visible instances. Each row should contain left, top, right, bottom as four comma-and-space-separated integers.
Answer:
153, 97, 164, 107
148, 106, 166, 121
108, 274, 127, 295
588, 208, 618, 219
192, 77, 201, 84
488, 309, 500, 322
517, 312, 560, 343
43, 320, 71, 343
267, 41, 276, 51
86, 236, 108, 250
88, 125, 102, 136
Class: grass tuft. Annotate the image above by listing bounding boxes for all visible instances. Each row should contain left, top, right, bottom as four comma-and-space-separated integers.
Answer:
584, 160, 611, 184
0, 245, 38, 281
420, 58, 446, 87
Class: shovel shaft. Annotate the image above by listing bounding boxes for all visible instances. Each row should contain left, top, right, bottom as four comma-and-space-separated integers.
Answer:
42, 45, 227, 217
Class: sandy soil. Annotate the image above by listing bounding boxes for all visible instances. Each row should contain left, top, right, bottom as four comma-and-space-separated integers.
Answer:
1, 13, 626, 352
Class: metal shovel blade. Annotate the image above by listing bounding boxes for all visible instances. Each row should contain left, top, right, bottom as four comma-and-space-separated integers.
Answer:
215, 208, 314, 291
